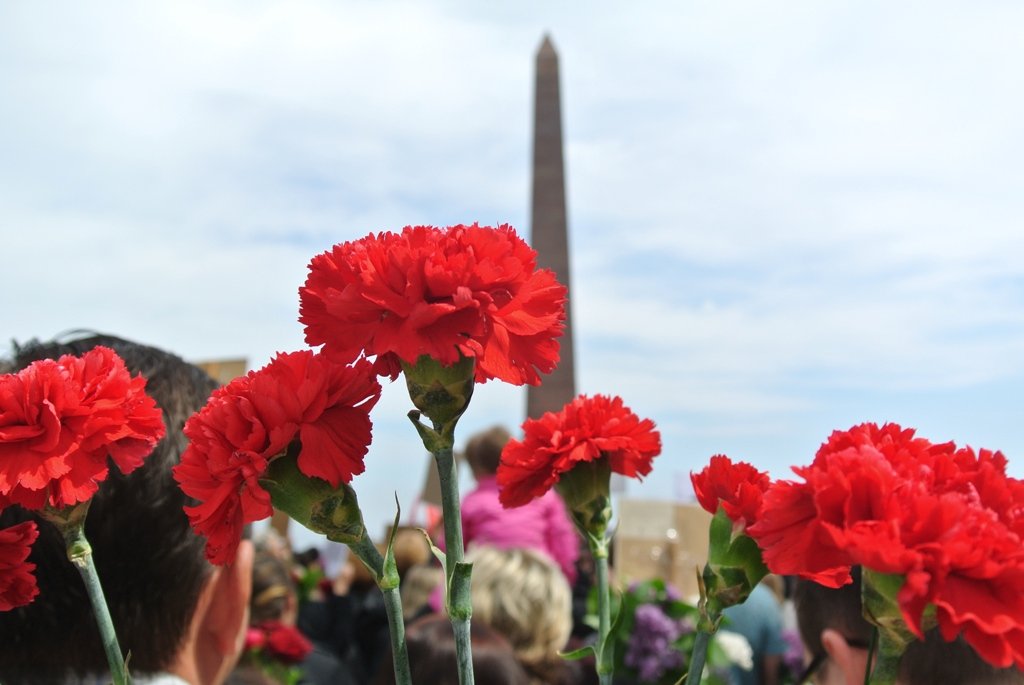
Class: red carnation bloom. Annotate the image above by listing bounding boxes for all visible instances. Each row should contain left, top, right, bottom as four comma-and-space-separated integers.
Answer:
299, 223, 567, 386
497, 394, 661, 508
262, 621, 313, 664
891, 489, 1024, 669
690, 455, 770, 531
747, 422, 1024, 670
0, 346, 165, 510
0, 520, 39, 611
174, 352, 380, 564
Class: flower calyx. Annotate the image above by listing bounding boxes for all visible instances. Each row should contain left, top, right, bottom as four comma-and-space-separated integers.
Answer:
557, 459, 614, 544
402, 354, 475, 446
259, 443, 367, 545
701, 507, 769, 618
861, 567, 922, 682
39, 500, 93, 566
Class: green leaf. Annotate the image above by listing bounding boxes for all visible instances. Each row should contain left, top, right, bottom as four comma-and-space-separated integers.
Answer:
418, 526, 447, 577
379, 495, 402, 591
407, 411, 447, 454
559, 644, 596, 661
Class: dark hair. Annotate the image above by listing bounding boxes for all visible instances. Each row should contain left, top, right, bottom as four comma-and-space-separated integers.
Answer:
465, 425, 511, 476
251, 551, 296, 624
900, 630, 1024, 685
795, 567, 1024, 685
793, 567, 873, 661
373, 613, 530, 685
0, 333, 219, 682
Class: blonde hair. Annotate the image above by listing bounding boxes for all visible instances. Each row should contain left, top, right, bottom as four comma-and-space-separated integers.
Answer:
401, 563, 444, 620
465, 546, 572, 667
391, 527, 431, 576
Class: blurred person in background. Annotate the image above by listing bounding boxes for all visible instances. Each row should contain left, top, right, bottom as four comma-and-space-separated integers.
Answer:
466, 545, 593, 685
794, 567, 1024, 685
722, 577, 787, 685
461, 426, 579, 583
372, 613, 530, 685
240, 549, 354, 685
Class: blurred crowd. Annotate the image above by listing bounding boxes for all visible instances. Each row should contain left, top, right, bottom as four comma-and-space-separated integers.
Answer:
225, 424, 797, 685
3, 334, 1018, 685
226, 421, 603, 685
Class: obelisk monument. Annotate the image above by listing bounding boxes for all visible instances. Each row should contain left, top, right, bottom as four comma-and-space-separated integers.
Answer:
527, 34, 576, 419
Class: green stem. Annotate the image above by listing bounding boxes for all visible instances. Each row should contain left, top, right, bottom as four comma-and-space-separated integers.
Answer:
436, 446, 466, 581
863, 627, 878, 685
686, 563, 718, 685
435, 443, 475, 685
380, 584, 411, 683
593, 541, 613, 685
869, 651, 901, 685
687, 630, 711, 685
349, 534, 412, 685
450, 595, 475, 685
65, 525, 130, 685
868, 628, 902, 685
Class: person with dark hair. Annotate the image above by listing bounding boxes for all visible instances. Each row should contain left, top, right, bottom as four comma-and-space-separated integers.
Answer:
460, 425, 579, 583
372, 613, 530, 685
241, 549, 355, 685
0, 333, 254, 685
794, 567, 1024, 685
722, 578, 787, 685
298, 542, 391, 682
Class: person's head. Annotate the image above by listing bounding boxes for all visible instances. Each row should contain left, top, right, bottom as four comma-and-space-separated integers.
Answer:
794, 567, 1024, 685
464, 426, 511, 478
0, 333, 254, 685
794, 568, 873, 685
401, 563, 444, 620
373, 613, 529, 685
465, 546, 573, 670
391, 526, 431, 577
250, 549, 298, 625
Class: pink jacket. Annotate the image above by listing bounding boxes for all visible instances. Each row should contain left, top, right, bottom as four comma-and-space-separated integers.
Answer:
461, 475, 579, 583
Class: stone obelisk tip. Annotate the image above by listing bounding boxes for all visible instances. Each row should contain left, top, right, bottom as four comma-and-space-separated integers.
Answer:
538, 33, 556, 55
527, 33, 575, 420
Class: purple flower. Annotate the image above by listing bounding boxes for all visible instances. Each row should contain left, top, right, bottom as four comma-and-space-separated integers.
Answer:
625, 604, 685, 682
781, 628, 806, 677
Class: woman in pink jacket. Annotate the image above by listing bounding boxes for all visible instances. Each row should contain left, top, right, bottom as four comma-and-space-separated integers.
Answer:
460, 426, 579, 584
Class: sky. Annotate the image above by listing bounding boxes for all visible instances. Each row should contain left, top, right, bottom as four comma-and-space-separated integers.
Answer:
3, 1, 1024, 545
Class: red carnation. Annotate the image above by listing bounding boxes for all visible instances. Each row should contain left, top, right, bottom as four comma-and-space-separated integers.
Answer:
747, 422, 1024, 670
262, 621, 313, 664
174, 352, 380, 564
0, 346, 165, 511
497, 394, 661, 508
299, 223, 567, 386
0, 521, 39, 611
690, 455, 770, 531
